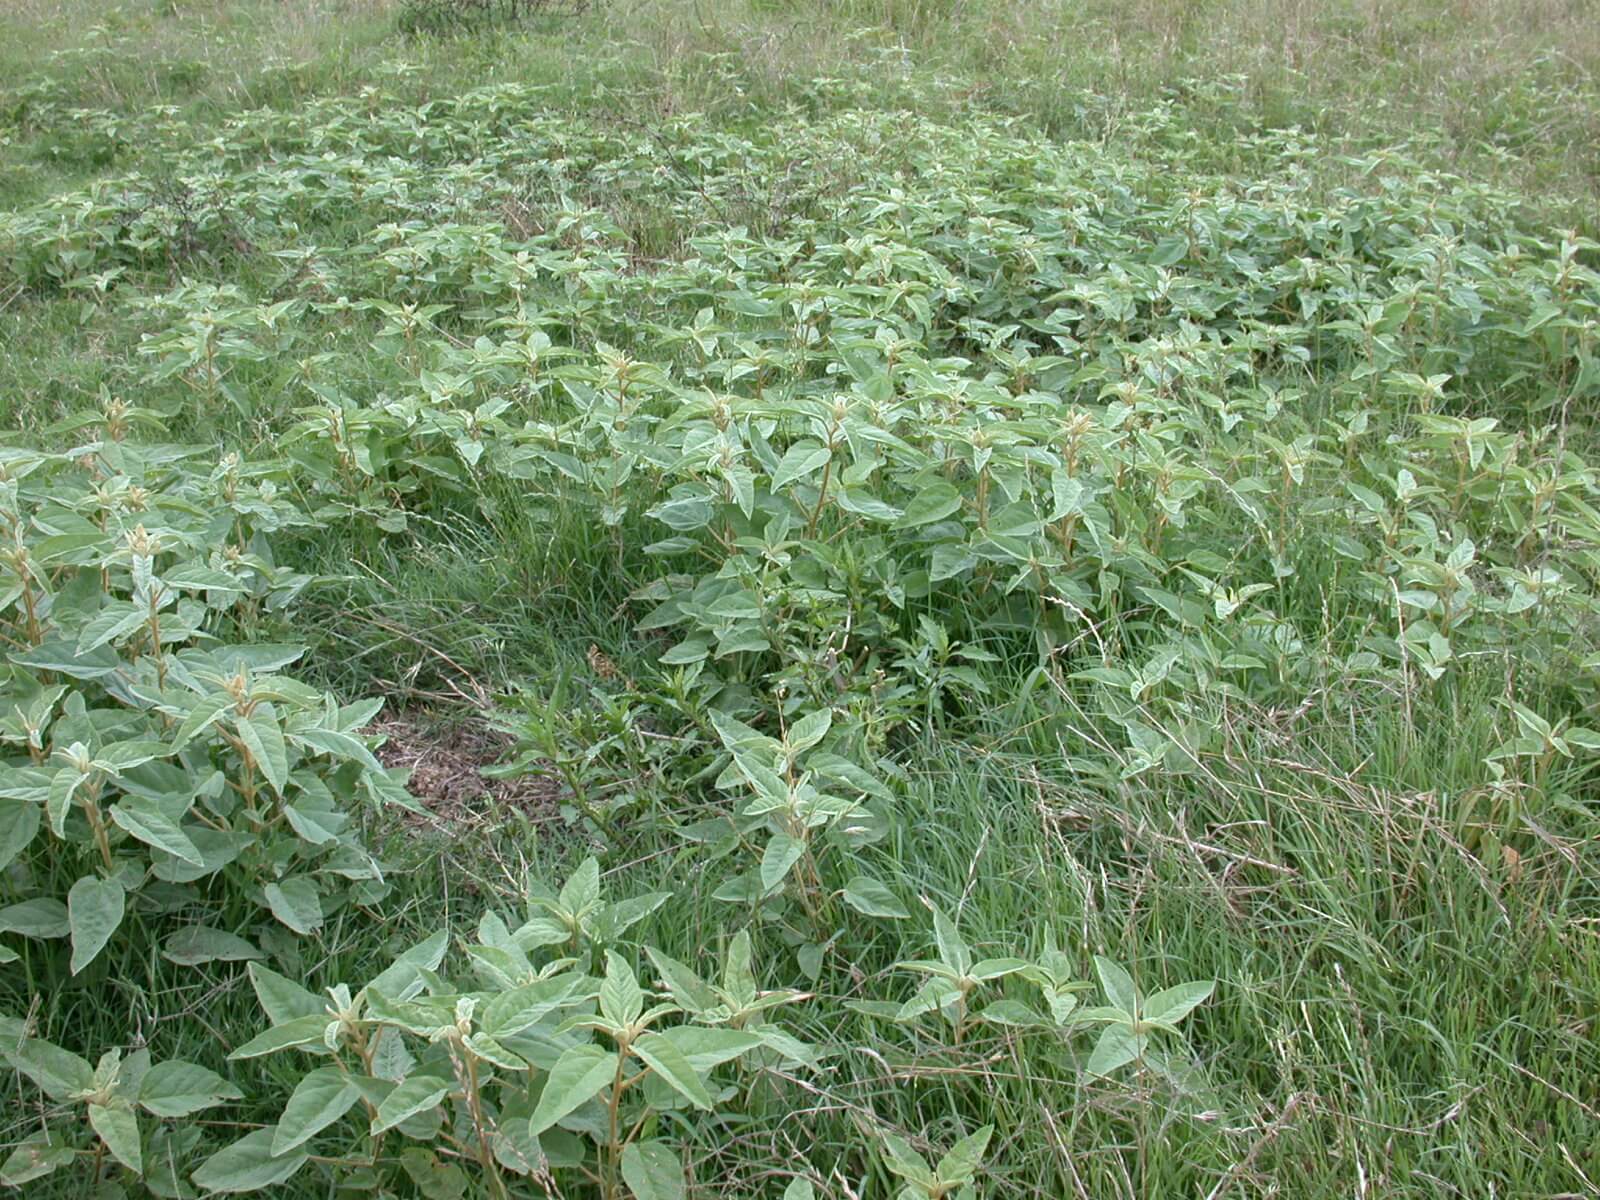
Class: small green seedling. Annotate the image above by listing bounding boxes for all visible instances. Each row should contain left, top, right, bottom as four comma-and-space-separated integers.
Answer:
879, 1123, 994, 1200
1076, 956, 1214, 1077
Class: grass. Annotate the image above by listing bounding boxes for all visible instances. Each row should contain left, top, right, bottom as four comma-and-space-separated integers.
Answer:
2, 1, 1596, 215
1, 2, 1598, 1198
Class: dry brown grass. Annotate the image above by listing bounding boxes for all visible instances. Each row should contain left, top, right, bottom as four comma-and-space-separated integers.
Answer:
370, 710, 561, 832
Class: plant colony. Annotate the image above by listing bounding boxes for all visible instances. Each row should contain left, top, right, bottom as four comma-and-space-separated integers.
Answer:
0, 66, 1597, 1199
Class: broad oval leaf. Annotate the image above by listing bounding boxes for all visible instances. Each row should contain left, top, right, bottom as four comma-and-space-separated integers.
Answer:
483, 972, 582, 1038
621, 1140, 685, 1200
370, 1074, 450, 1135
0, 897, 69, 939
656, 1026, 762, 1074
1093, 956, 1138, 1016
0, 1136, 76, 1186
273, 1066, 360, 1154
234, 706, 290, 797
246, 962, 323, 1025
1085, 1024, 1146, 1077
1140, 979, 1214, 1026
895, 481, 963, 529
228, 1014, 334, 1060
68, 875, 125, 975
759, 834, 806, 894
0, 798, 41, 872
4, 1036, 94, 1100
110, 798, 204, 866
162, 927, 263, 966
88, 1100, 142, 1174
263, 877, 323, 935
841, 876, 909, 919
191, 1128, 309, 1194
529, 1045, 615, 1134
139, 1060, 245, 1118
632, 1033, 712, 1111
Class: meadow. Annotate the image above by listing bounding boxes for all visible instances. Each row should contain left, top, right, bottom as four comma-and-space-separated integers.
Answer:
1, 2, 1597, 1197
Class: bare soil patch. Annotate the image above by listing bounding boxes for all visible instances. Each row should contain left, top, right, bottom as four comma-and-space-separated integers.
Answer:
369, 710, 559, 832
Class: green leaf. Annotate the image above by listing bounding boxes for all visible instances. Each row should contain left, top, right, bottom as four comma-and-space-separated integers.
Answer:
750, 1025, 819, 1070
1042, 985, 1080, 1026
782, 1181, 817, 1200
464, 1031, 526, 1071
0, 798, 41, 871
1093, 956, 1138, 1015
1086, 1024, 1145, 1077
0, 897, 69, 938
88, 1099, 143, 1173
722, 929, 758, 1002
879, 1131, 935, 1189
895, 481, 963, 529
399, 1146, 470, 1199
191, 1128, 309, 1194
235, 705, 290, 796
529, 1045, 615, 1133
281, 801, 344, 845
621, 1140, 685, 1200
370, 1074, 450, 1135
490, 1114, 543, 1177
139, 1060, 244, 1117
247, 962, 323, 1025
162, 926, 264, 966
594, 891, 671, 942
4, 1036, 94, 1100
369, 1025, 415, 1083
733, 759, 790, 812
273, 1066, 360, 1154
110, 797, 204, 866
95, 739, 172, 772
263, 876, 323, 935
76, 603, 149, 654
228, 1014, 332, 1060
364, 928, 449, 1000
710, 870, 765, 905
483, 972, 582, 1038
9, 640, 119, 679
1148, 234, 1190, 267
174, 693, 236, 750
645, 948, 717, 1015
841, 876, 909, 919
632, 1033, 713, 1110
896, 975, 960, 1021
599, 950, 644, 1028
289, 727, 387, 775
759, 833, 806, 894
557, 856, 602, 915
935, 1125, 993, 1184
980, 999, 1044, 1027
68, 874, 125, 975
1561, 726, 1600, 751
785, 708, 832, 754
0, 1135, 75, 1186
834, 487, 901, 522
928, 543, 977, 582
45, 767, 86, 836
930, 905, 971, 976
657, 1026, 762, 1074
658, 637, 709, 666
770, 442, 831, 492
1140, 979, 1213, 1026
